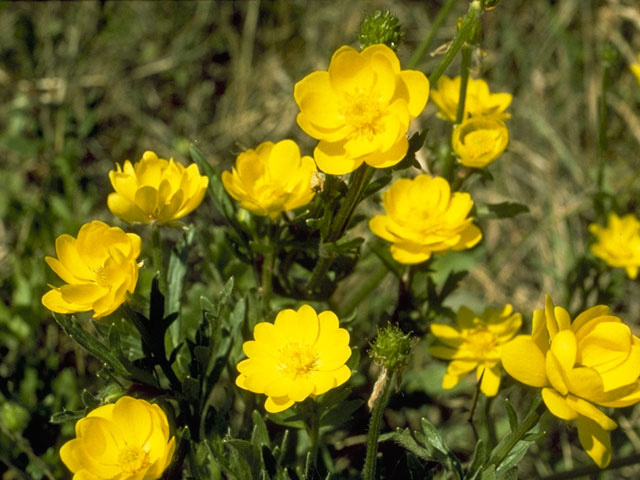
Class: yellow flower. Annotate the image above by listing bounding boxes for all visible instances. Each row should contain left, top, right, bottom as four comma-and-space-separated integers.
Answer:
501, 296, 640, 468
236, 305, 351, 413
430, 75, 512, 122
429, 304, 522, 396
108, 150, 209, 225
221, 139, 317, 219
60, 396, 175, 480
369, 175, 482, 264
631, 53, 640, 86
42, 221, 141, 318
294, 44, 429, 175
452, 116, 509, 168
589, 213, 640, 279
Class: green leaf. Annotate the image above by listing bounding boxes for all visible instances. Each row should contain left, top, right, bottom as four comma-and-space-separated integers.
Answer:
361, 173, 392, 200
54, 314, 129, 378
392, 427, 441, 463
190, 143, 236, 221
50, 408, 87, 424
504, 399, 518, 433
475, 202, 529, 220
224, 438, 261, 480
464, 440, 486, 480
319, 236, 364, 257
251, 410, 270, 448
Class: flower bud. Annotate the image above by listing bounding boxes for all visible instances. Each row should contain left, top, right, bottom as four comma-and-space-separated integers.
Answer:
369, 324, 414, 371
358, 10, 404, 51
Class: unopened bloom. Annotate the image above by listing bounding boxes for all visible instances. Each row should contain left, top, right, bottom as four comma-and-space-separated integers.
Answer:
452, 116, 509, 168
369, 175, 482, 264
236, 305, 351, 413
42, 221, 141, 318
108, 150, 208, 225
502, 296, 640, 468
60, 396, 175, 480
589, 213, 640, 279
429, 304, 521, 396
221, 140, 316, 219
294, 44, 429, 175
631, 54, 640, 86
430, 75, 512, 122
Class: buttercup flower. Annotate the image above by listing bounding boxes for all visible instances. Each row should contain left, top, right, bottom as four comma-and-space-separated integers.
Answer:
502, 296, 640, 468
221, 139, 317, 219
294, 44, 429, 175
631, 53, 640, 86
589, 213, 640, 279
108, 150, 209, 225
42, 221, 141, 318
430, 75, 512, 122
369, 175, 482, 264
452, 116, 509, 168
236, 305, 351, 413
429, 304, 522, 396
60, 396, 175, 480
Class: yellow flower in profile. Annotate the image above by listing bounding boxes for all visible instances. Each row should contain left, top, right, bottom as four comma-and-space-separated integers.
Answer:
429, 304, 522, 396
60, 396, 175, 480
236, 305, 351, 413
630, 53, 640, 86
42, 221, 141, 318
294, 44, 429, 175
221, 139, 317, 219
502, 296, 640, 468
589, 213, 640, 279
430, 75, 512, 122
369, 175, 482, 264
108, 150, 209, 225
452, 116, 509, 168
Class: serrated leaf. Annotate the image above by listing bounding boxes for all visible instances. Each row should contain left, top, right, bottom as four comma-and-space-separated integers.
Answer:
475, 202, 529, 220
54, 314, 129, 378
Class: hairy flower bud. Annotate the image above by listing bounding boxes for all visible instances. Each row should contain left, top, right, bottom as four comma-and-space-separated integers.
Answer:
358, 10, 404, 51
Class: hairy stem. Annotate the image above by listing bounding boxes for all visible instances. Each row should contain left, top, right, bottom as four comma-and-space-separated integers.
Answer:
363, 369, 396, 480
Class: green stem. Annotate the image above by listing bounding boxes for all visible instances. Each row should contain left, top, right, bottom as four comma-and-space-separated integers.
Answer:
407, 0, 459, 70
152, 224, 167, 295
443, 42, 472, 183
309, 402, 321, 470
306, 165, 374, 295
487, 393, 545, 469
363, 369, 396, 480
428, 0, 482, 86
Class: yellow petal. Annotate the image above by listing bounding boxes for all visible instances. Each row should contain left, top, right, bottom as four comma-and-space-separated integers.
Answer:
501, 335, 548, 387
576, 415, 612, 468
265, 395, 295, 413
398, 70, 429, 118
566, 395, 617, 431
314, 140, 364, 175
479, 365, 501, 397
541, 388, 577, 421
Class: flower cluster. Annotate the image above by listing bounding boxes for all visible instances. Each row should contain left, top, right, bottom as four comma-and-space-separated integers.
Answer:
42, 221, 141, 318
222, 140, 317, 219
236, 305, 351, 413
502, 296, 640, 467
589, 213, 640, 279
431, 75, 511, 168
369, 175, 482, 264
429, 304, 522, 396
108, 150, 209, 226
294, 44, 429, 174
60, 396, 175, 480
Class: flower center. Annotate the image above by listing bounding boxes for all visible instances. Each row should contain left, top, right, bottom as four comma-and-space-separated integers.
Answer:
465, 329, 498, 358
118, 445, 149, 474
343, 92, 383, 139
278, 343, 318, 379
93, 266, 111, 289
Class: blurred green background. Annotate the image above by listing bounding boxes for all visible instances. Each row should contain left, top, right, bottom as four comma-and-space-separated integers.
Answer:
2, 0, 640, 478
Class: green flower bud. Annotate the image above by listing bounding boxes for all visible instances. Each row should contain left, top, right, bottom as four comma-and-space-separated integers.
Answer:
358, 10, 404, 51
369, 324, 414, 371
